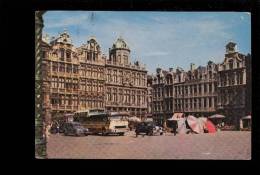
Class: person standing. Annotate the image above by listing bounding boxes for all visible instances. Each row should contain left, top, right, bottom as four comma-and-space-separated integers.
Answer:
172, 121, 177, 136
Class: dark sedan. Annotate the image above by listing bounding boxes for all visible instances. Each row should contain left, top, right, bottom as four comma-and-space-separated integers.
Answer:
63, 122, 90, 136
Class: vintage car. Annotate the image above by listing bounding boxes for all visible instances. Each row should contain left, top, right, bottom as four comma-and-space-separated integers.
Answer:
63, 122, 90, 136
135, 121, 163, 137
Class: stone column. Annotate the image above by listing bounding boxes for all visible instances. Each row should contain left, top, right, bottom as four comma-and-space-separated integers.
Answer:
242, 69, 246, 84
211, 97, 214, 109
201, 83, 204, 96
202, 97, 204, 110
206, 97, 209, 109
226, 73, 229, 86
35, 11, 47, 159
212, 82, 214, 94
234, 72, 237, 85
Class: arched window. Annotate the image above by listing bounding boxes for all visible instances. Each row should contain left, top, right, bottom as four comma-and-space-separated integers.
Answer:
60, 49, 65, 60
66, 50, 71, 61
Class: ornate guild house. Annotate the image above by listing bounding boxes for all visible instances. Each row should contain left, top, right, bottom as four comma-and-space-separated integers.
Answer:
41, 31, 147, 118
150, 42, 251, 128
217, 42, 251, 128
105, 37, 148, 117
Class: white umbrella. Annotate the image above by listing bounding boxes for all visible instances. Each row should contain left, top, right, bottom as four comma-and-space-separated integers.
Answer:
208, 114, 226, 119
187, 115, 203, 134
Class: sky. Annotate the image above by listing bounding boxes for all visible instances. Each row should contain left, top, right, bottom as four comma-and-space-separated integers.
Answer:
43, 11, 251, 74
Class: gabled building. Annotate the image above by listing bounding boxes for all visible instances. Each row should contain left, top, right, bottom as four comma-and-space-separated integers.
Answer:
105, 37, 148, 117
217, 42, 251, 128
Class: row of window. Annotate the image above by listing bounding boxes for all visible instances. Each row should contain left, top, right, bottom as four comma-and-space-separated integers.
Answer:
51, 77, 78, 89
106, 69, 146, 86
80, 67, 104, 78
80, 100, 104, 109
152, 97, 217, 112
174, 97, 217, 109
174, 83, 217, 96
222, 60, 243, 70
106, 89, 146, 105
110, 54, 128, 65
59, 48, 72, 60
219, 89, 245, 105
80, 81, 104, 92
219, 72, 244, 86
51, 94, 78, 105
52, 62, 79, 73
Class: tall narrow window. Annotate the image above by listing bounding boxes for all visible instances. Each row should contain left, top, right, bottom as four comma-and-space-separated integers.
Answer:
60, 49, 65, 61
66, 50, 71, 61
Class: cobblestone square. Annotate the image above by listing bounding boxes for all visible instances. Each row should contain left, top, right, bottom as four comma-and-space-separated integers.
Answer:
47, 131, 251, 159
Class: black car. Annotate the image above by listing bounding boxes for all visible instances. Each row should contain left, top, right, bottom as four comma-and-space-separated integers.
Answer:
63, 122, 89, 136
135, 122, 163, 137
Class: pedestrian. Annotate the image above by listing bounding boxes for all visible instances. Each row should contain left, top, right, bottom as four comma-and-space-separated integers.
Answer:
172, 121, 177, 136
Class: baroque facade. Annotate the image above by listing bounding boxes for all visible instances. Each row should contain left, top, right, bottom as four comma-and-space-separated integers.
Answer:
217, 42, 251, 128
105, 37, 147, 117
150, 42, 251, 127
41, 31, 147, 118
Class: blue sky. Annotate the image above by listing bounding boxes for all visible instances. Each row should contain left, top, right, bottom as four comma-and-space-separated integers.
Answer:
43, 11, 251, 74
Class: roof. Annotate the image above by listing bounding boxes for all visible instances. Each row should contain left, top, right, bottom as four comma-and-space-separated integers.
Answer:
111, 36, 130, 50
50, 30, 73, 45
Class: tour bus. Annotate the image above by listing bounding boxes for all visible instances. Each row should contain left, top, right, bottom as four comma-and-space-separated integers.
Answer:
73, 109, 129, 136
108, 112, 129, 136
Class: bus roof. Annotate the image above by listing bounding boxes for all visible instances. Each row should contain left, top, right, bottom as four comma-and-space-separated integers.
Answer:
75, 108, 105, 113
88, 112, 108, 117
109, 112, 130, 116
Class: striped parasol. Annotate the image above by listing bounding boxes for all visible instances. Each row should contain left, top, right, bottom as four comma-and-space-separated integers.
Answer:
187, 115, 203, 134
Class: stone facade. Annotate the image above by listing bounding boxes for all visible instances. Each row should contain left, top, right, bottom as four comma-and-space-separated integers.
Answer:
105, 37, 147, 117
151, 42, 251, 128
77, 37, 106, 111
42, 31, 147, 118
217, 42, 251, 128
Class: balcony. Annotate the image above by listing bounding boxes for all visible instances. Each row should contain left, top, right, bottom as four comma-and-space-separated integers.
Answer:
66, 105, 72, 110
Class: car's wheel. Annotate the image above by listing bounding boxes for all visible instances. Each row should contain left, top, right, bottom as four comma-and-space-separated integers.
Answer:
160, 132, 163, 135
119, 133, 124, 136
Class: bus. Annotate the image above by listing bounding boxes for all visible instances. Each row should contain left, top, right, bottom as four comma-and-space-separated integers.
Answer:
73, 109, 129, 136
108, 112, 129, 136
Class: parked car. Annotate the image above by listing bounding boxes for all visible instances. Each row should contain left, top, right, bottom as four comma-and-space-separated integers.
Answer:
63, 122, 90, 136
135, 121, 163, 137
